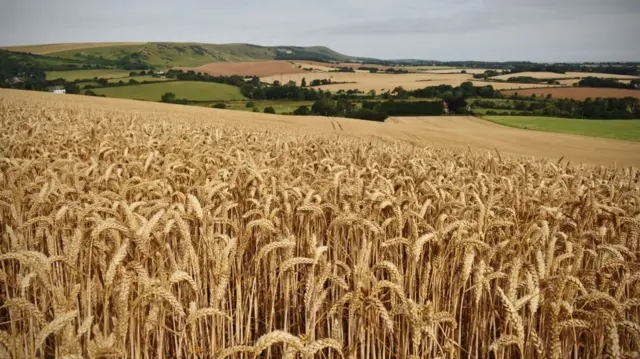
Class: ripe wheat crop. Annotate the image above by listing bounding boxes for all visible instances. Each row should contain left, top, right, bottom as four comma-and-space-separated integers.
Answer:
0, 91, 639, 358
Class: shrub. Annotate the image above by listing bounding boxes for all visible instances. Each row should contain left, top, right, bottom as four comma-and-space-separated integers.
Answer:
252, 107, 260, 112
212, 103, 227, 109
245, 102, 255, 108
264, 106, 276, 114
345, 108, 388, 122
293, 105, 310, 116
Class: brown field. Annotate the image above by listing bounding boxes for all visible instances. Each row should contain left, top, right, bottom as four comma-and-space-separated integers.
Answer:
1, 88, 639, 359
176, 60, 305, 77
502, 87, 640, 100
493, 71, 640, 81
263, 72, 557, 92
0, 42, 146, 54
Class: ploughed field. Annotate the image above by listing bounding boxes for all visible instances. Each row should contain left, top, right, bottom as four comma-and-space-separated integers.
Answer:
1, 89, 639, 359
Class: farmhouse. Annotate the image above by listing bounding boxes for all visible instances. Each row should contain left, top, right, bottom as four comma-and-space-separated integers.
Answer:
50, 86, 66, 94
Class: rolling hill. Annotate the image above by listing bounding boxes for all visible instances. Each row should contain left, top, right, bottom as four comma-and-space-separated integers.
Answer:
2, 42, 360, 68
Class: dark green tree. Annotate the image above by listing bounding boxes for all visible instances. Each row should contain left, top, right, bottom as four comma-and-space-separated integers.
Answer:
311, 98, 338, 116
264, 106, 276, 114
161, 92, 176, 103
293, 105, 310, 115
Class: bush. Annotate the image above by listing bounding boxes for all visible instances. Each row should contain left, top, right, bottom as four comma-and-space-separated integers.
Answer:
212, 103, 227, 109
161, 92, 176, 103
252, 108, 260, 112
486, 110, 498, 115
346, 108, 388, 122
264, 106, 276, 114
293, 105, 310, 116
245, 102, 255, 108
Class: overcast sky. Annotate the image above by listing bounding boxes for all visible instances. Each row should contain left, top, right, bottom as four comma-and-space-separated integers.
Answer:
1, 0, 639, 62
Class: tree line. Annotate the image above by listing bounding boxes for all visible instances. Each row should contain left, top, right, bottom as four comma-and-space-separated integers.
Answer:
578, 77, 640, 90
474, 96, 640, 119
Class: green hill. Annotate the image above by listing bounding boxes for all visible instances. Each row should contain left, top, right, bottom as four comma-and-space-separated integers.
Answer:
6, 42, 360, 68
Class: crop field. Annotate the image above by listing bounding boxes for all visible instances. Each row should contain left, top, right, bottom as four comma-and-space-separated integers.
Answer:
262, 73, 557, 93
502, 87, 640, 100
1, 42, 146, 55
483, 116, 640, 142
1, 89, 640, 359
492, 71, 640, 81
176, 60, 306, 77
46, 69, 132, 81
93, 81, 245, 101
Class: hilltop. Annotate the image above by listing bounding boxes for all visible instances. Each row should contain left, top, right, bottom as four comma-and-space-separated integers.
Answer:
1, 42, 360, 68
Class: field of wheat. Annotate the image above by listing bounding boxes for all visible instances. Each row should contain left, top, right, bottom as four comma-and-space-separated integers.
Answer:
1, 90, 639, 359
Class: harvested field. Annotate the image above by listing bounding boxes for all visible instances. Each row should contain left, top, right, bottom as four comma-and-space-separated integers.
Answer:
176, 60, 304, 77
492, 71, 640, 81
263, 73, 557, 92
502, 87, 640, 100
1, 42, 146, 54
1, 88, 640, 359
423, 68, 493, 74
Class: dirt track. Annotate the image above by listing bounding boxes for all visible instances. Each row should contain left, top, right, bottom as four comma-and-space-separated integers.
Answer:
2, 89, 638, 166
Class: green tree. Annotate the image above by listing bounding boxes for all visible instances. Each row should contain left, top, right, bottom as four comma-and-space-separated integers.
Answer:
311, 98, 338, 116
212, 103, 227, 109
301, 77, 307, 87
161, 92, 176, 103
264, 106, 276, 114
129, 71, 137, 77
245, 102, 255, 108
368, 89, 377, 98
293, 105, 310, 115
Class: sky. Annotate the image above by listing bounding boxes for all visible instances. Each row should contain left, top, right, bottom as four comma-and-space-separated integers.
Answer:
1, 0, 639, 62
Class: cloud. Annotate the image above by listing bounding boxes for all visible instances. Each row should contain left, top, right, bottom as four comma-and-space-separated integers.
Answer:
0, 0, 638, 61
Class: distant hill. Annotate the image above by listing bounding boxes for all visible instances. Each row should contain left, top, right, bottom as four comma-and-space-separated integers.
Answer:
2, 42, 363, 68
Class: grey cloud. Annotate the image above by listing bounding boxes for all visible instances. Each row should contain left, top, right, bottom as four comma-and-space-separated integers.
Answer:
0, 0, 638, 62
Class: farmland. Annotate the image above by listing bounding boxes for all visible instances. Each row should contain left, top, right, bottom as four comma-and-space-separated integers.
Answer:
262, 72, 558, 92
502, 87, 640, 100
106, 76, 173, 83
93, 81, 245, 101
46, 69, 131, 81
482, 116, 640, 142
492, 71, 640, 81
1, 88, 639, 359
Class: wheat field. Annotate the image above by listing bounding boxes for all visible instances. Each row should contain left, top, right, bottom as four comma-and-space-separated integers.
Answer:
1, 90, 639, 359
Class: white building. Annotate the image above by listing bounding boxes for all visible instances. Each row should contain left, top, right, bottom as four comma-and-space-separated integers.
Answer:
50, 86, 66, 94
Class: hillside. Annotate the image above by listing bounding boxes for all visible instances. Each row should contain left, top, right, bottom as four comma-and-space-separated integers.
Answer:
2, 42, 359, 68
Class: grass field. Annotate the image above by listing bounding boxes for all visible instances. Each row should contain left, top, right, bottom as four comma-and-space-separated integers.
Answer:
106, 76, 174, 83
221, 100, 315, 114
46, 69, 131, 81
483, 116, 640, 142
94, 81, 245, 101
